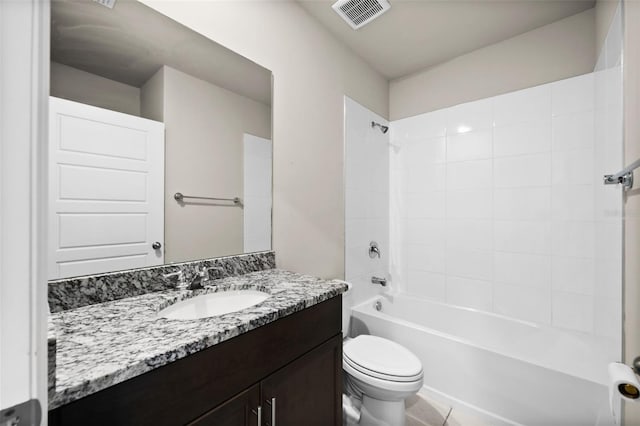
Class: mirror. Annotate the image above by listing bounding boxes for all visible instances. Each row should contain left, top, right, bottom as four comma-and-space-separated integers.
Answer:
49, 0, 273, 280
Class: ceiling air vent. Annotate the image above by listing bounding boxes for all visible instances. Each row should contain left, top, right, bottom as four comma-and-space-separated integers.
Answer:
332, 0, 391, 30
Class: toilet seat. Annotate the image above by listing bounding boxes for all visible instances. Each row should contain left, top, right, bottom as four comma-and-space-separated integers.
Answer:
343, 335, 423, 383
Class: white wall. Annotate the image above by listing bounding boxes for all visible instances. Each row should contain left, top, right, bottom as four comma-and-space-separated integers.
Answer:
0, 0, 48, 411
344, 97, 389, 331
50, 62, 141, 116
389, 9, 596, 120
143, 66, 271, 263
243, 134, 273, 253
141, 1, 389, 279
617, 0, 640, 423
391, 72, 622, 345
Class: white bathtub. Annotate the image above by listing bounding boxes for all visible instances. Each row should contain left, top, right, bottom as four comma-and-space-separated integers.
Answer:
350, 294, 618, 426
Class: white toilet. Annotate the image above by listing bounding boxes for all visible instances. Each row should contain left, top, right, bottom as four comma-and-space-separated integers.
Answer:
343, 335, 424, 426
339, 282, 424, 426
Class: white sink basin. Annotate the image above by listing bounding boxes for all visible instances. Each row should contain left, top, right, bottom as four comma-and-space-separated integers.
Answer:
158, 290, 270, 320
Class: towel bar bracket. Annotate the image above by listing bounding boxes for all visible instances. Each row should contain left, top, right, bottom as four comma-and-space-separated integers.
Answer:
604, 171, 634, 190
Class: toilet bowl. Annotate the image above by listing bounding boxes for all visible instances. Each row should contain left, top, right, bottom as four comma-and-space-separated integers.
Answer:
343, 334, 424, 426
336, 280, 423, 425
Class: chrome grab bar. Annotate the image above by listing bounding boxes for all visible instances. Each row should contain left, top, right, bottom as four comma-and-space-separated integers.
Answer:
604, 158, 640, 190
174, 192, 241, 204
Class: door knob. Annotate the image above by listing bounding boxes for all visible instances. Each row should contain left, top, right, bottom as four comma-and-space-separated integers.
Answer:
152, 242, 162, 250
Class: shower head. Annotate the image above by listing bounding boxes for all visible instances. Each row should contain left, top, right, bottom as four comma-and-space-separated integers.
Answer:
371, 121, 389, 134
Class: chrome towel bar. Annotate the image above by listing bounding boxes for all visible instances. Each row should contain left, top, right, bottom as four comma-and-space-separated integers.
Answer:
174, 192, 241, 204
604, 158, 640, 190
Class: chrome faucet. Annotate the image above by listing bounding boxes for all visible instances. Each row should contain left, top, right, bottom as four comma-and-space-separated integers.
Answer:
369, 241, 381, 259
371, 276, 387, 286
187, 266, 225, 290
162, 270, 186, 289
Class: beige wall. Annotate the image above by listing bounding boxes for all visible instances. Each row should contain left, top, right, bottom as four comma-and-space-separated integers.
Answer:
144, 66, 271, 263
140, 67, 164, 122
623, 0, 640, 423
50, 62, 141, 116
596, 0, 619, 54
389, 9, 596, 120
141, 1, 389, 279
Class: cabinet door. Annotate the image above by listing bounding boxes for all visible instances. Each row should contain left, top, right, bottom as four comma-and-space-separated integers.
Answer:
188, 384, 261, 426
261, 335, 342, 426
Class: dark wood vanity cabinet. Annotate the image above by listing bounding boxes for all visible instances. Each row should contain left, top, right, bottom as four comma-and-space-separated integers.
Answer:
49, 297, 343, 426
190, 335, 342, 426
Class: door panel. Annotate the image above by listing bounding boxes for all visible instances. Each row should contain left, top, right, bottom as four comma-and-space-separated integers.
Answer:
188, 384, 260, 426
49, 97, 165, 279
260, 335, 342, 426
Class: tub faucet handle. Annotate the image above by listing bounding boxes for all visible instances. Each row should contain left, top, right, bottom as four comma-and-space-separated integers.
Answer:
369, 241, 381, 259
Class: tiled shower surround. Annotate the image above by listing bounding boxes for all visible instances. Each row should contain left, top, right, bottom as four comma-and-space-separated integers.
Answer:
390, 68, 623, 341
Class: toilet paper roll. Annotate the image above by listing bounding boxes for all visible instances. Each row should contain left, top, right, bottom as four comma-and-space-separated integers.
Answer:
609, 362, 640, 424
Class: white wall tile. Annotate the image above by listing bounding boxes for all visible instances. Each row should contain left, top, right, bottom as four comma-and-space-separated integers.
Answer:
405, 137, 446, 166
493, 284, 551, 324
408, 270, 446, 301
446, 219, 492, 251
552, 111, 595, 152
552, 291, 594, 333
446, 160, 492, 190
406, 218, 446, 245
494, 187, 551, 221
493, 121, 551, 158
552, 257, 595, 295
552, 73, 594, 116
407, 192, 446, 219
551, 149, 594, 186
446, 189, 492, 219
446, 130, 492, 162
594, 297, 621, 339
407, 163, 446, 193
407, 244, 446, 273
387, 71, 621, 337
551, 185, 594, 221
494, 252, 551, 289
494, 220, 551, 255
393, 109, 447, 142
446, 276, 493, 311
493, 84, 551, 126
446, 98, 493, 134
551, 221, 595, 258
446, 248, 493, 281
494, 153, 551, 188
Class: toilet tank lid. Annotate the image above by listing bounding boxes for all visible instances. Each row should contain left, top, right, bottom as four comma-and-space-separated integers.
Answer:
344, 335, 423, 378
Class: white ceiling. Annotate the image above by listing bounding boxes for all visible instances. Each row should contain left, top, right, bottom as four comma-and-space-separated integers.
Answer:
51, 0, 272, 105
297, 0, 595, 80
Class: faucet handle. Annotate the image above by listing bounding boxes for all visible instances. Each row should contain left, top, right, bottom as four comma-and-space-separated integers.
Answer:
369, 241, 381, 259
198, 266, 225, 279
163, 270, 186, 289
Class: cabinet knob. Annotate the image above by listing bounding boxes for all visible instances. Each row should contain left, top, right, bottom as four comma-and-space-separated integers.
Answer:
152, 241, 162, 250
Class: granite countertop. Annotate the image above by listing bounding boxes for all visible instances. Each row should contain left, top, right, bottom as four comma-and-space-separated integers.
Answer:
49, 269, 347, 409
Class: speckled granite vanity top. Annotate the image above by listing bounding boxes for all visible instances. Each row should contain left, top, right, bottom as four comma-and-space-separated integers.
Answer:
48, 267, 347, 409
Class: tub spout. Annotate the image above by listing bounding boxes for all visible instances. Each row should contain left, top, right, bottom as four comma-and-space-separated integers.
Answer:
371, 276, 387, 286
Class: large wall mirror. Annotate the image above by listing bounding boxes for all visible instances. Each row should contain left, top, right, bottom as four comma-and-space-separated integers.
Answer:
49, 0, 273, 280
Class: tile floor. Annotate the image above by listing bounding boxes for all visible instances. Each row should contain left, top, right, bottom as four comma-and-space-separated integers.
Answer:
406, 393, 491, 426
